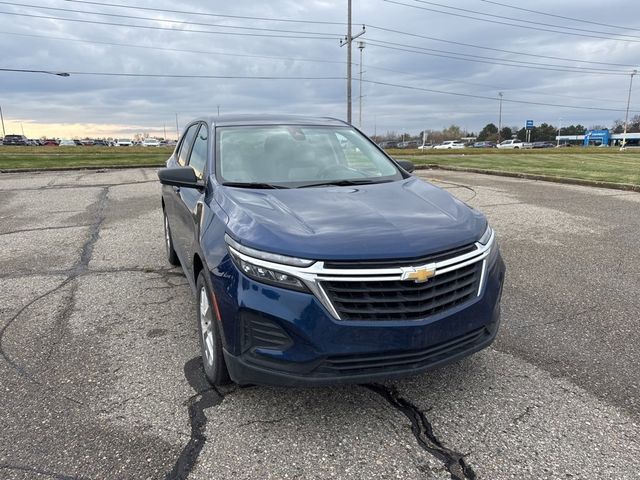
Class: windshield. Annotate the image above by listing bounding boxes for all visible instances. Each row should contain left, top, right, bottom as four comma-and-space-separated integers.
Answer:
216, 125, 402, 187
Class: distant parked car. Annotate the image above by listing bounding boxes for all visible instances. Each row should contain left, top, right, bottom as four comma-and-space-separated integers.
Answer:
472, 141, 496, 148
142, 138, 161, 147
532, 141, 555, 149
114, 138, 133, 147
417, 143, 433, 150
397, 140, 418, 149
93, 139, 109, 146
433, 140, 465, 150
3, 134, 28, 146
42, 139, 59, 146
378, 140, 398, 149
59, 139, 76, 146
497, 139, 532, 149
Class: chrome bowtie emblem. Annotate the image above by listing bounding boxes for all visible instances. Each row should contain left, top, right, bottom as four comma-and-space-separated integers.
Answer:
400, 264, 437, 283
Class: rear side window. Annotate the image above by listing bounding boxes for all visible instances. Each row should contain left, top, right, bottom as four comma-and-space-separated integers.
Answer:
188, 124, 208, 179
177, 124, 199, 166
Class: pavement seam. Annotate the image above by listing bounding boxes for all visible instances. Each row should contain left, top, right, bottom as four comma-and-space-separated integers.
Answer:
365, 383, 476, 480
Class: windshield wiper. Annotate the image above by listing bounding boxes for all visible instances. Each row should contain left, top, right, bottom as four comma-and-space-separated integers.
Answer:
222, 182, 290, 189
299, 179, 390, 188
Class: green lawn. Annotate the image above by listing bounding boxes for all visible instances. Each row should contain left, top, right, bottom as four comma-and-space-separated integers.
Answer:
397, 150, 640, 186
0, 146, 169, 170
1, 145, 639, 188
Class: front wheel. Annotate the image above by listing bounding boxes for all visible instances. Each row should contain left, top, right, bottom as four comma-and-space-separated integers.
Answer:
196, 272, 230, 386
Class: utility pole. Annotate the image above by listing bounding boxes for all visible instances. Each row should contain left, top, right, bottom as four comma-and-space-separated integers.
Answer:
621, 69, 637, 150
358, 41, 365, 129
163, 124, 167, 140
175, 113, 179, 140
20, 122, 24, 136
217, 105, 220, 117
0, 105, 5, 138
339, 0, 365, 124
497, 92, 503, 144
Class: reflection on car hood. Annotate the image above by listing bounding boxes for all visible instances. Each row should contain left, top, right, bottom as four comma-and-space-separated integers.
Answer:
215, 177, 486, 260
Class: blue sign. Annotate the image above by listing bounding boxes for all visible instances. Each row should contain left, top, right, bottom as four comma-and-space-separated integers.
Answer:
526, 120, 534, 129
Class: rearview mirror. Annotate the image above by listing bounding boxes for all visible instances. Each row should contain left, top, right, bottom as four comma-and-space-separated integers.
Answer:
397, 160, 415, 173
157, 167, 204, 190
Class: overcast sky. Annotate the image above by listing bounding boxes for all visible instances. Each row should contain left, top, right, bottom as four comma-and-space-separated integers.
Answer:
1, 0, 639, 139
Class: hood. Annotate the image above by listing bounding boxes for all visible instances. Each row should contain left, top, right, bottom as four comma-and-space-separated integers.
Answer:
215, 177, 486, 261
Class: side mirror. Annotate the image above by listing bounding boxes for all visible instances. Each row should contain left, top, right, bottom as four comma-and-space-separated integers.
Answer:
158, 167, 204, 190
397, 160, 415, 173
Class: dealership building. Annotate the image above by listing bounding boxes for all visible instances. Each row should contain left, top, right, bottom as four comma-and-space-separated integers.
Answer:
556, 130, 640, 147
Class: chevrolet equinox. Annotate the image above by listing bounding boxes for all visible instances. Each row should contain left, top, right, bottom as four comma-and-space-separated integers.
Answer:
158, 115, 505, 386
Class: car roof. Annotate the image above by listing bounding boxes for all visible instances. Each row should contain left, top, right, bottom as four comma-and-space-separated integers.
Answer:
186, 114, 349, 128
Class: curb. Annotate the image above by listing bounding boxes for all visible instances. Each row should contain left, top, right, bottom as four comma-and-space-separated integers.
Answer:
413, 164, 640, 193
0, 164, 164, 174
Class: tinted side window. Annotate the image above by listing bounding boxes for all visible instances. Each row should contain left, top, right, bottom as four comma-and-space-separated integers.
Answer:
177, 124, 199, 166
188, 124, 208, 179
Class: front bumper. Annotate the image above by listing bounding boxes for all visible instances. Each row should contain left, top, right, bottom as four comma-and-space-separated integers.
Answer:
213, 250, 505, 387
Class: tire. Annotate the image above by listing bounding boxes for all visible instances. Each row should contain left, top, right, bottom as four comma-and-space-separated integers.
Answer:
196, 271, 230, 386
163, 210, 180, 266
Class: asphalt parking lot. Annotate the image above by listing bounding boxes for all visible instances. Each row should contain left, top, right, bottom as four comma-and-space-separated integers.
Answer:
0, 167, 638, 480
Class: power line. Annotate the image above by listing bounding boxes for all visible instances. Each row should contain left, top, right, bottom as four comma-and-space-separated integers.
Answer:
0, 10, 337, 40
362, 79, 629, 112
1, 66, 628, 113
476, 0, 640, 33
0, 30, 347, 66
366, 25, 637, 68
60, 0, 346, 25
366, 37, 626, 73
1, 30, 632, 107
365, 39, 629, 76
0, 1, 342, 37
0, 69, 346, 80
363, 62, 634, 106
384, 0, 640, 43
409, 0, 640, 40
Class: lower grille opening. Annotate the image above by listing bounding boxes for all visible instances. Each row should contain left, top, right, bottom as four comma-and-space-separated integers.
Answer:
318, 327, 489, 375
241, 312, 293, 352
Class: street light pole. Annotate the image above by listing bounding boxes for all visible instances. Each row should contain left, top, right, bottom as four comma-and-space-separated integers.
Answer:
621, 69, 637, 150
497, 92, 503, 144
358, 41, 365, 129
557, 117, 562, 147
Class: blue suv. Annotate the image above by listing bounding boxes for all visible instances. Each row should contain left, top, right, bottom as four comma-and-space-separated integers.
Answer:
158, 115, 505, 386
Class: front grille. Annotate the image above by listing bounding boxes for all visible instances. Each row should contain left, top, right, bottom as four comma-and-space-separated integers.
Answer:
318, 327, 489, 375
322, 261, 483, 321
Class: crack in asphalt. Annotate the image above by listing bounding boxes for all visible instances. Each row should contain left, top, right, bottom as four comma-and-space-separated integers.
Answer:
365, 383, 476, 480
0, 463, 94, 480
165, 356, 225, 480
0, 186, 109, 405
0, 223, 93, 237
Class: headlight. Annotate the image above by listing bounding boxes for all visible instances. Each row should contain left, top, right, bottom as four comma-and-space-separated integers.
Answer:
226, 236, 309, 292
478, 224, 493, 245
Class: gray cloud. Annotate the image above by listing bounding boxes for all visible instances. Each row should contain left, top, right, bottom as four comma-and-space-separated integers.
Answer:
0, 0, 638, 138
